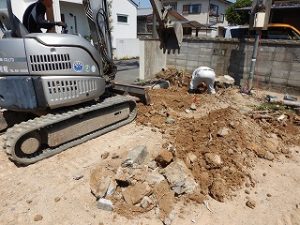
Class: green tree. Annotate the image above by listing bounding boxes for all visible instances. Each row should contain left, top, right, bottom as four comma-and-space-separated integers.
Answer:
225, 0, 252, 25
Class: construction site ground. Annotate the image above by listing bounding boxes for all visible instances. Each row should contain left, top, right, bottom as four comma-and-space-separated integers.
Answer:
0, 85, 299, 225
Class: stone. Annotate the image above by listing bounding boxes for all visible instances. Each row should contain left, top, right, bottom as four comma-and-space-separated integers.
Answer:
267, 193, 272, 197
97, 198, 113, 211
147, 161, 158, 170
263, 151, 275, 161
54, 197, 61, 202
165, 117, 176, 124
164, 160, 198, 195
205, 153, 223, 168
106, 180, 117, 196
34, 214, 43, 221
210, 179, 226, 202
122, 182, 152, 205
246, 199, 256, 209
101, 152, 109, 159
217, 127, 230, 137
152, 80, 171, 89
155, 150, 173, 167
73, 175, 84, 180
186, 152, 197, 164
185, 109, 192, 114
245, 190, 250, 194
146, 170, 165, 185
215, 75, 235, 87
140, 196, 153, 209
115, 167, 132, 185
90, 172, 112, 198
190, 103, 197, 110
121, 145, 149, 167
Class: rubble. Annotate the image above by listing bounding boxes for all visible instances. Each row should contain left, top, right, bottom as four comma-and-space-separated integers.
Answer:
97, 198, 114, 211
122, 145, 149, 167
215, 75, 235, 88
146, 170, 165, 185
155, 150, 173, 167
33, 214, 43, 222
210, 179, 226, 202
163, 160, 198, 195
122, 182, 152, 205
165, 117, 176, 124
140, 196, 153, 209
204, 153, 223, 168
190, 103, 197, 111
217, 127, 230, 137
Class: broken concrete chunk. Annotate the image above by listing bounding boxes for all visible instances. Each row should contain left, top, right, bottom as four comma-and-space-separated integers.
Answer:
140, 196, 153, 209
90, 167, 114, 198
155, 150, 173, 167
106, 180, 117, 196
164, 160, 198, 195
146, 170, 165, 185
190, 103, 197, 111
215, 75, 235, 87
152, 80, 171, 89
122, 145, 149, 167
165, 117, 176, 124
115, 167, 133, 185
217, 127, 230, 137
210, 179, 226, 202
97, 198, 113, 211
122, 182, 152, 205
205, 153, 223, 168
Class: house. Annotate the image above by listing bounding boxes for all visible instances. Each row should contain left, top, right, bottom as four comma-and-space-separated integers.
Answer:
10, 0, 138, 58
161, 0, 232, 36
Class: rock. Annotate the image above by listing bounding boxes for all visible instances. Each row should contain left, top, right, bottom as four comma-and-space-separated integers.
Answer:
146, 170, 166, 185
97, 198, 113, 211
115, 167, 132, 185
90, 166, 113, 198
122, 145, 149, 167
246, 199, 256, 209
165, 117, 175, 124
155, 150, 173, 167
245, 190, 250, 194
33, 214, 43, 222
267, 193, 272, 197
190, 103, 197, 110
73, 175, 84, 180
147, 161, 158, 170
205, 153, 223, 168
140, 196, 153, 209
26, 199, 32, 204
122, 182, 152, 205
210, 179, 226, 202
164, 160, 198, 195
215, 75, 235, 87
54, 197, 61, 202
217, 127, 230, 137
152, 80, 171, 89
263, 151, 275, 161
106, 180, 117, 196
186, 152, 197, 164
185, 109, 192, 114
101, 152, 109, 159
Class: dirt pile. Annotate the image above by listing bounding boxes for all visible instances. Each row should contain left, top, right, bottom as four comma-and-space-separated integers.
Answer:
155, 68, 191, 88
136, 87, 299, 202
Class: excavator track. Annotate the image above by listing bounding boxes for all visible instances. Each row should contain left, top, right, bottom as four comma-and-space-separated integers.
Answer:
3, 95, 137, 165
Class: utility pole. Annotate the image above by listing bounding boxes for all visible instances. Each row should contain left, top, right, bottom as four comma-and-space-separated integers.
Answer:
247, 0, 272, 92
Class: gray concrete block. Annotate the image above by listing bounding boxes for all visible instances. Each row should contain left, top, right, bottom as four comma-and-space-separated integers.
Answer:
122, 145, 149, 167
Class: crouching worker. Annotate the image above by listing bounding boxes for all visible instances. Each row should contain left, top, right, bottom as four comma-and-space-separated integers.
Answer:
188, 66, 216, 94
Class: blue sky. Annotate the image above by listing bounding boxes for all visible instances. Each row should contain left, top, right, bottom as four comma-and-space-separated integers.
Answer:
134, 0, 235, 8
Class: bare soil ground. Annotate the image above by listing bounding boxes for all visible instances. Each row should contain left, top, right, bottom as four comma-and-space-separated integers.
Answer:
0, 85, 299, 225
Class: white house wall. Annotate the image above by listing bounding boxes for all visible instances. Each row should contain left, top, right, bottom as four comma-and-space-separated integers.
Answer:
111, 0, 137, 49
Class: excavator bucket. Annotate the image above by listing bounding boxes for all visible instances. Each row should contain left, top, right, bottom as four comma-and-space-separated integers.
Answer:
159, 21, 183, 53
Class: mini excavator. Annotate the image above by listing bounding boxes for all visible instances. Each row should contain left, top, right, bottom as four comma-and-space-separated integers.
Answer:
0, 0, 182, 164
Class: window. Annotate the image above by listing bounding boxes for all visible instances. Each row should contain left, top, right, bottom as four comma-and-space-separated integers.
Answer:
117, 15, 128, 23
209, 4, 219, 17
182, 4, 201, 14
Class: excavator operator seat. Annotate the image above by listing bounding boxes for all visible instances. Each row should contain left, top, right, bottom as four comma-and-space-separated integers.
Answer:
0, 0, 29, 38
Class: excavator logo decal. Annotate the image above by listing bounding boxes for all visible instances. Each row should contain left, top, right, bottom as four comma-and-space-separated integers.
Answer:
73, 61, 84, 72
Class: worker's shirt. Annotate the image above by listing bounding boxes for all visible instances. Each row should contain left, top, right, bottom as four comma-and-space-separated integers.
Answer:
23, 1, 56, 33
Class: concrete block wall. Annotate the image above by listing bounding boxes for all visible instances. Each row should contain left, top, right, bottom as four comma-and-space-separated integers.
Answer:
167, 37, 300, 88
